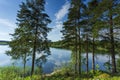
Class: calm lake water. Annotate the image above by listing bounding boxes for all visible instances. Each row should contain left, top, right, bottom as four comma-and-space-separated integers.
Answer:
0, 45, 114, 73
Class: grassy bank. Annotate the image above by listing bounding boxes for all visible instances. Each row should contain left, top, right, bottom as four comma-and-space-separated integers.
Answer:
0, 66, 120, 80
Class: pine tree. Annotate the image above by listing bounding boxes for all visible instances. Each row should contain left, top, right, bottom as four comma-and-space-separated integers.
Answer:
6, 26, 32, 77
7, 0, 51, 76
92, 0, 120, 73
81, 3, 93, 74
61, 0, 84, 75
26, 0, 51, 75
83, 0, 99, 73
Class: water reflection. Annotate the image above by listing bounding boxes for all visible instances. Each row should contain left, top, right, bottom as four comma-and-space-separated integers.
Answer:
0, 46, 116, 73
43, 48, 71, 73
0, 46, 11, 66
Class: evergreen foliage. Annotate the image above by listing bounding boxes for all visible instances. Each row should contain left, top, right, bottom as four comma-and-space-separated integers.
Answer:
7, 0, 51, 76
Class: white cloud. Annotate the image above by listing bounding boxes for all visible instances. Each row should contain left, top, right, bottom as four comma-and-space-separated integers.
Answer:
0, 18, 16, 29
55, 1, 70, 21
0, 32, 12, 41
0, 18, 16, 40
48, 1, 70, 41
48, 21, 63, 41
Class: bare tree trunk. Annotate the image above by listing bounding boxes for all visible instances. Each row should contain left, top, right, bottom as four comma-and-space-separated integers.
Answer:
110, 16, 117, 73
86, 34, 89, 73
75, 23, 78, 74
31, 26, 38, 76
23, 54, 26, 77
92, 37, 95, 73
78, 27, 81, 75
108, 55, 111, 72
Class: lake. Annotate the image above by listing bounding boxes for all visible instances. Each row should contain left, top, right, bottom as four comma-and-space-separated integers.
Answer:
0, 45, 114, 73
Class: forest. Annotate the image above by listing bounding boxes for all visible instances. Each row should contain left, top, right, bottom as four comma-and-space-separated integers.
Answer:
0, 0, 120, 80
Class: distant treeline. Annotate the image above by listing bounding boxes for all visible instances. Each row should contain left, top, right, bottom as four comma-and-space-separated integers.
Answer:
49, 40, 65, 48
49, 40, 118, 54
0, 41, 9, 45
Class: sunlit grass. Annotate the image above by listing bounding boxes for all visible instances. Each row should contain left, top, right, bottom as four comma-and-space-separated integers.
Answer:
0, 66, 120, 80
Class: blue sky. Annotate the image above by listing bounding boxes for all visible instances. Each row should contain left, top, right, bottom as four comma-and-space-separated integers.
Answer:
0, 0, 70, 41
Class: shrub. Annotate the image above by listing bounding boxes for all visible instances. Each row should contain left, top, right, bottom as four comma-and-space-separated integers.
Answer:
95, 73, 110, 79
0, 66, 21, 80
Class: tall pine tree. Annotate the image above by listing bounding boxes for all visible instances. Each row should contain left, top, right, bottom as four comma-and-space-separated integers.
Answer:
7, 0, 51, 76
92, 0, 120, 73
61, 0, 84, 75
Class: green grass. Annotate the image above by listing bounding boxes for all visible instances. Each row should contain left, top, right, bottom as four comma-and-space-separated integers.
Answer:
0, 66, 31, 80
0, 66, 120, 80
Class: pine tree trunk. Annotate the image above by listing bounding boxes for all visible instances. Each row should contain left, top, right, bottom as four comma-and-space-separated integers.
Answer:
108, 55, 111, 72
92, 37, 95, 73
75, 26, 77, 74
78, 27, 81, 75
31, 26, 38, 76
110, 16, 117, 73
86, 34, 89, 73
77, 2, 81, 75
31, 38, 36, 76
23, 54, 26, 77
75, 49, 77, 74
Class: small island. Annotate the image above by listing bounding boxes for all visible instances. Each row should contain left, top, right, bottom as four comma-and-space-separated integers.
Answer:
0, 41, 9, 45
